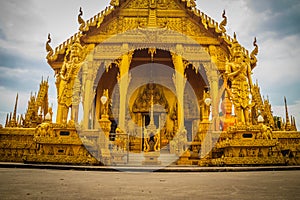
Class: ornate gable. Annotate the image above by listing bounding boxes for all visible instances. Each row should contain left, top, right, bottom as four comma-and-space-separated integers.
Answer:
85, 0, 218, 44
46, 0, 256, 72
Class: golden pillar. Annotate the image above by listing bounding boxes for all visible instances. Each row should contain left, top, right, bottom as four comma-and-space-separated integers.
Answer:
82, 45, 96, 129
117, 48, 133, 131
171, 51, 186, 131
208, 45, 221, 131
203, 59, 219, 130
199, 61, 218, 159
82, 55, 95, 130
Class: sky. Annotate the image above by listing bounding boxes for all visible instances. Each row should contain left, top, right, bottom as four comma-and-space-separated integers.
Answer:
0, 0, 299, 128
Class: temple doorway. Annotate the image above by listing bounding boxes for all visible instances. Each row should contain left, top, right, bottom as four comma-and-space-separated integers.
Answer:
94, 48, 208, 153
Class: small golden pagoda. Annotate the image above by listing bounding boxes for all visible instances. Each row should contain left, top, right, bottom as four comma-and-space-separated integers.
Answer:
1, 0, 299, 166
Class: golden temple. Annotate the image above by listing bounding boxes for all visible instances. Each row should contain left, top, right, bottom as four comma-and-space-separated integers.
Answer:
1, 0, 299, 166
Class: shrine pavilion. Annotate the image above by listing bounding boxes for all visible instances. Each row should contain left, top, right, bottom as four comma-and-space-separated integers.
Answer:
1, 0, 299, 166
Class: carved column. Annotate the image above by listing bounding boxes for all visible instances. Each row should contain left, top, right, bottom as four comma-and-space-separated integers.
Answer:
205, 45, 221, 131
82, 45, 96, 129
71, 78, 81, 123
117, 47, 133, 131
171, 51, 187, 131
203, 62, 219, 131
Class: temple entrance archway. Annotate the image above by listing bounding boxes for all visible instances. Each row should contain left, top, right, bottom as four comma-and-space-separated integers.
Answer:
94, 48, 209, 153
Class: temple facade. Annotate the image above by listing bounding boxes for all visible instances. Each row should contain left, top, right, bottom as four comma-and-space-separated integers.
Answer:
0, 0, 299, 166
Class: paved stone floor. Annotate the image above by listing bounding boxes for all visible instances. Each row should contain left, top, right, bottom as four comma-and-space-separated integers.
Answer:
0, 168, 300, 200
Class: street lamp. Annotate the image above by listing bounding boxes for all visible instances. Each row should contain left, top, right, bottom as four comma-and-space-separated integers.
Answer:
98, 89, 111, 138
204, 97, 212, 106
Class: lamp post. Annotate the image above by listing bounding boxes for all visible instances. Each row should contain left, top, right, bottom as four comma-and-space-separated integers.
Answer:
96, 89, 112, 165
98, 89, 111, 138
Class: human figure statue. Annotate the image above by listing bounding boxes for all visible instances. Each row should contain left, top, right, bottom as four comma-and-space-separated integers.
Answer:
56, 38, 85, 123
225, 40, 253, 125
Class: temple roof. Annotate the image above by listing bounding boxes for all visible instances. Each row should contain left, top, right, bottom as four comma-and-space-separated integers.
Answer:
46, 0, 256, 70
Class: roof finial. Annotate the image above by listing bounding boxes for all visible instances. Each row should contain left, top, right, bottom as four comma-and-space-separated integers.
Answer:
78, 7, 87, 31
219, 10, 227, 34
250, 37, 259, 69
46, 33, 53, 59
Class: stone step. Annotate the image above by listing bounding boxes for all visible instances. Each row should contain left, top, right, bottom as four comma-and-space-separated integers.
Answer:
123, 152, 179, 166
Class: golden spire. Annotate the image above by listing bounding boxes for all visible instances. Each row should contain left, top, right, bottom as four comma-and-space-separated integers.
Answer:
9, 112, 12, 127
294, 116, 297, 131
284, 96, 291, 130
10, 94, 19, 127
5, 113, 9, 127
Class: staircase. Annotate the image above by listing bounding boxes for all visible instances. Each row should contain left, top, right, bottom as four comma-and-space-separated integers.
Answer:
120, 152, 179, 167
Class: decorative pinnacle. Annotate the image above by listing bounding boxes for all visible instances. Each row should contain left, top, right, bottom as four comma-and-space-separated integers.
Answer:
253, 37, 257, 46
13, 93, 18, 122
78, 7, 86, 31
219, 10, 227, 34
79, 7, 83, 18
46, 33, 53, 53
284, 96, 291, 130
222, 10, 226, 17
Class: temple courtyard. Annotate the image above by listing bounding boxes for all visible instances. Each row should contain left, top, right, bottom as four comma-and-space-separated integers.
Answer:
0, 167, 300, 200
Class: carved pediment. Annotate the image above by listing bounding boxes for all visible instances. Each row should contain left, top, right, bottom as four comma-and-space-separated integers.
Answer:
48, 0, 235, 68
123, 0, 149, 9
122, 0, 181, 10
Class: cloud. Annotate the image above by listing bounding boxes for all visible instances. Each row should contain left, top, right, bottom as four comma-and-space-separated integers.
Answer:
244, 0, 300, 38
252, 34, 300, 105
0, 85, 31, 126
0, 0, 46, 60
0, 0, 108, 125
0, 27, 6, 40
0, 47, 45, 69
